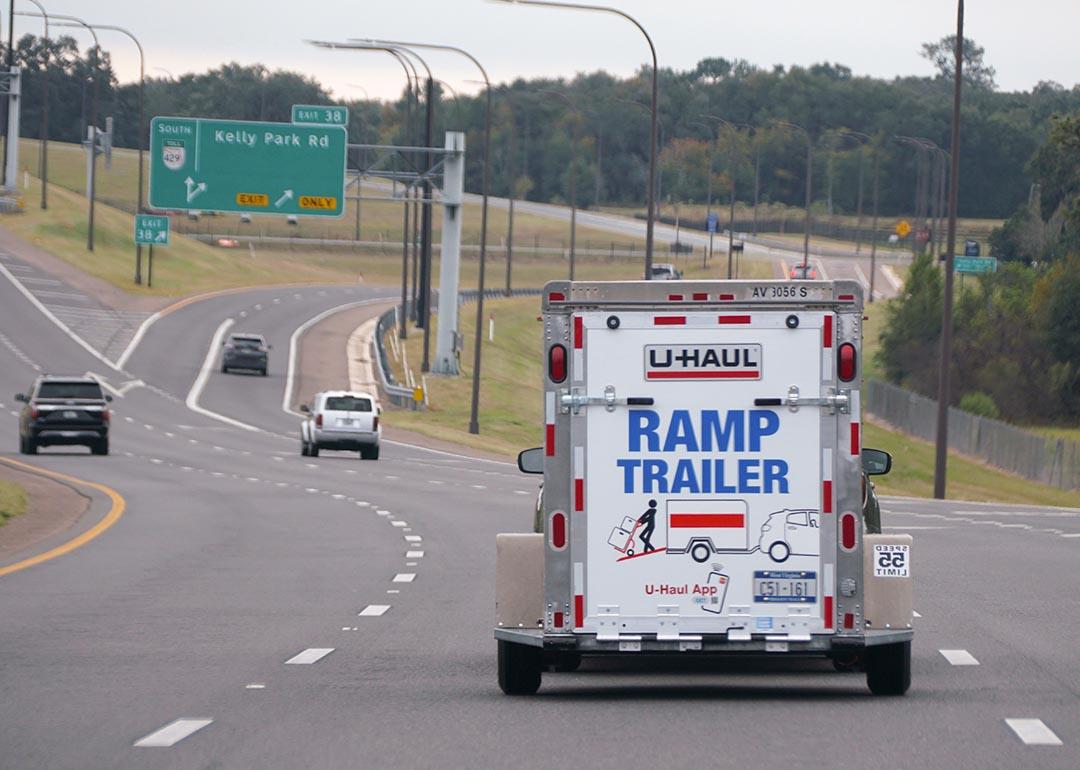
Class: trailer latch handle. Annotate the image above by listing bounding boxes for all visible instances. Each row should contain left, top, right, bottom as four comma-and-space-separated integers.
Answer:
560, 387, 655, 414
755, 386, 850, 414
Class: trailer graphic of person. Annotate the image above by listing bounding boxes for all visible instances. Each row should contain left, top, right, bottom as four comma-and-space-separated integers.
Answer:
665, 500, 751, 563
637, 500, 658, 553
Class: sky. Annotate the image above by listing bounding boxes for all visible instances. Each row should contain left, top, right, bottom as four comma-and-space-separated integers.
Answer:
19, 1, 1080, 100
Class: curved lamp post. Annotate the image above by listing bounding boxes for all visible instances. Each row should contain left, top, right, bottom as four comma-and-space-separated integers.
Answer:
775, 119, 813, 270
493, 0, 658, 279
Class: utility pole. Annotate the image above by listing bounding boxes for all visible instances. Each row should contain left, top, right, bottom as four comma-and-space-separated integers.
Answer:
934, 0, 964, 499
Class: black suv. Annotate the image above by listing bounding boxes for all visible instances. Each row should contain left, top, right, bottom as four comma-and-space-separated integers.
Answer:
221, 333, 270, 376
16, 376, 112, 455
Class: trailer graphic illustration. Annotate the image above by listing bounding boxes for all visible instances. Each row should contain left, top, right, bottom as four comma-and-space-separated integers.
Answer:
664, 499, 751, 562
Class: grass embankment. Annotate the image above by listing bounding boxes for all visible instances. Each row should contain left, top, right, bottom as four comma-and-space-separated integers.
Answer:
0, 479, 28, 527
386, 294, 1077, 506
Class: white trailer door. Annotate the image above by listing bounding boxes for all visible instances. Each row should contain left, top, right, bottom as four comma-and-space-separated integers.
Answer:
576, 309, 831, 637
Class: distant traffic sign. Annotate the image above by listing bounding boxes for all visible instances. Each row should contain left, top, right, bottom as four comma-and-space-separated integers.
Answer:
706, 212, 719, 234
134, 214, 170, 245
148, 117, 347, 217
291, 104, 348, 126
895, 219, 912, 238
954, 256, 997, 274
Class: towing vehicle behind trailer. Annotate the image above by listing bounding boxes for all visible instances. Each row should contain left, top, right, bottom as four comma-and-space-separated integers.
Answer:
496, 279, 913, 695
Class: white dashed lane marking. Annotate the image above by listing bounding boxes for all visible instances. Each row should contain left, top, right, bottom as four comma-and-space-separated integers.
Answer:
1005, 718, 1063, 746
245, 683, 266, 690
393, 573, 416, 583
391, 521, 408, 528
939, 649, 979, 666
913, 611, 922, 618
285, 648, 334, 665
406, 551, 425, 558
358, 604, 391, 617
405, 535, 422, 543
133, 718, 214, 747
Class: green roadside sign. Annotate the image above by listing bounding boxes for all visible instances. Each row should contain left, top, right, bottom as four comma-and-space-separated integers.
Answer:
134, 214, 170, 245
954, 256, 998, 274
291, 104, 348, 126
148, 116, 347, 217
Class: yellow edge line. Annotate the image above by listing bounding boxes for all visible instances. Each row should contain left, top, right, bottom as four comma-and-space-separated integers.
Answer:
0, 457, 126, 579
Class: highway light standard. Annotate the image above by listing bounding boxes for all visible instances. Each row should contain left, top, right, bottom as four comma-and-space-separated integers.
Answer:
19, 11, 98, 250
349, 38, 493, 435
840, 128, 882, 302
19, 0, 49, 210
708, 115, 747, 279
538, 88, 582, 279
493, 0, 659, 279
776, 120, 813, 271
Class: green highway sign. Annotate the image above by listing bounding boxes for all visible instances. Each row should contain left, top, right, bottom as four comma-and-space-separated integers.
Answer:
149, 116, 347, 217
954, 256, 998, 274
134, 214, 170, 245
291, 104, 348, 126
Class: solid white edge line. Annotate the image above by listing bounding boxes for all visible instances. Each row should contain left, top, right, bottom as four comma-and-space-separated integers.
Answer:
185, 318, 260, 432
133, 718, 214, 747
1004, 718, 1063, 746
0, 261, 123, 372
282, 297, 387, 417
115, 309, 163, 370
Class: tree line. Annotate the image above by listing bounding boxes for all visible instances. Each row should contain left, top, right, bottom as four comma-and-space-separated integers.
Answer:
5, 33, 1080, 223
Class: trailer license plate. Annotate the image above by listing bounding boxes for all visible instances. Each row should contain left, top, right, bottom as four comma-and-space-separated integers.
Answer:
753, 571, 817, 603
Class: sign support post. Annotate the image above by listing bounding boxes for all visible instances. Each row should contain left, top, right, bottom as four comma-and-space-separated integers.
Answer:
434, 132, 465, 374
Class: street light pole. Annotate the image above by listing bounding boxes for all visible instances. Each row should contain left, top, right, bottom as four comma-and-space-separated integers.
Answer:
22, 0, 48, 210
494, 0, 659, 279
777, 120, 813, 270
349, 38, 492, 435
934, 0, 964, 500
689, 119, 715, 267
540, 88, 581, 279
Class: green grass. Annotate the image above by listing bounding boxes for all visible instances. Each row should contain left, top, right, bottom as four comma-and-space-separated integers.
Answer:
0, 479, 28, 527
1027, 425, 1080, 443
386, 295, 1078, 506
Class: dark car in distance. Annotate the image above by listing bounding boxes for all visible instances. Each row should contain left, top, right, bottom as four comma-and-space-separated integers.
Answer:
221, 333, 271, 375
16, 375, 112, 455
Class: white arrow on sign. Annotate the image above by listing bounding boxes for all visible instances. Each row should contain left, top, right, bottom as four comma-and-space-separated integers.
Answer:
85, 371, 146, 398
275, 189, 294, 208
185, 177, 207, 203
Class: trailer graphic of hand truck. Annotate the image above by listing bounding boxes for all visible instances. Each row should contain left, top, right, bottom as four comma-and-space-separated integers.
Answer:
608, 516, 668, 560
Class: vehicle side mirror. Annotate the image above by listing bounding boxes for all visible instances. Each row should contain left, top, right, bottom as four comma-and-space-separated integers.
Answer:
14, 393, 26, 402
517, 447, 544, 474
105, 395, 113, 402
862, 448, 892, 476
299, 404, 310, 413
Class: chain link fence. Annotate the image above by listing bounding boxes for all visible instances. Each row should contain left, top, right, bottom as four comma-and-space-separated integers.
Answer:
865, 379, 1080, 492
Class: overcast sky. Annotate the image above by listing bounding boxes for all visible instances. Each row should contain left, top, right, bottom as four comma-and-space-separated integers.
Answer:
25, 1, 1080, 100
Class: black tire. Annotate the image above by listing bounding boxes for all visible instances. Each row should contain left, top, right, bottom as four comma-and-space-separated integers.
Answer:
301, 441, 310, 457
690, 542, 711, 563
865, 641, 911, 696
369, 444, 380, 460
309, 444, 319, 458
261, 368, 268, 377
25, 436, 37, 455
221, 364, 229, 374
768, 541, 791, 563
498, 640, 542, 695
91, 437, 109, 456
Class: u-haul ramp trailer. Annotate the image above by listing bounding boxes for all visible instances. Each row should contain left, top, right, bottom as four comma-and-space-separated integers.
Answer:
497, 279, 913, 695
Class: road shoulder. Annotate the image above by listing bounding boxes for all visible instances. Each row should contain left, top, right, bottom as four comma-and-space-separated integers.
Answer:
0, 460, 91, 566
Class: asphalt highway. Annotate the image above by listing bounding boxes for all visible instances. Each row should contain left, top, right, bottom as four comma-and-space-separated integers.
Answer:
0, 258, 1077, 768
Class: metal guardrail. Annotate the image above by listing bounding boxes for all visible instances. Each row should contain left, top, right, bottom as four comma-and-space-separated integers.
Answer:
865, 378, 1080, 491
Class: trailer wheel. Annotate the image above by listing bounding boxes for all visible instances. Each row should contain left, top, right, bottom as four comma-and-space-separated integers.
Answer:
498, 640, 542, 695
690, 542, 712, 563
865, 641, 911, 696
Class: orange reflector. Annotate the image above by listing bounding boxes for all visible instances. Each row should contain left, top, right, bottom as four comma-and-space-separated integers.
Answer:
838, 342, 857, 382
841, 512, 857, 550
551, 512, 567, 549
548, 344, 567, 383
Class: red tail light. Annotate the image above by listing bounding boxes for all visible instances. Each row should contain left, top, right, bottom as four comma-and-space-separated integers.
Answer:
837, 342, 857, 382
840, 512, 857, 550
315, 413, 323, 428
372, 415, 379, 431
102, 409, 111, 423
548, 344, 567, 383
30, 406, 40, 419
550, 511, 567, 550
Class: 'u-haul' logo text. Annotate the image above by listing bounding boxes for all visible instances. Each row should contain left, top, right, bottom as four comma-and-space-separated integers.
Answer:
644, 344, 762, 381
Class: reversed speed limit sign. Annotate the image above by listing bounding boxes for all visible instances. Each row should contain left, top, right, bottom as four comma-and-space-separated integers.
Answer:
873, 543, 910, 578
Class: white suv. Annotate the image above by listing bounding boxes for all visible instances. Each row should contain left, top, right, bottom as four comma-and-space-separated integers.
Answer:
300, 390, 381, 459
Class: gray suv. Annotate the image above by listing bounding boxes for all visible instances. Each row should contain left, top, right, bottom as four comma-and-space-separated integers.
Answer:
16, 375, 112, 455
221, 333, 270, 375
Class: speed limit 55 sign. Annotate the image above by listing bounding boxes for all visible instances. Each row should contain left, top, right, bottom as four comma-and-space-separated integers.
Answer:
873, 543, 910, 578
